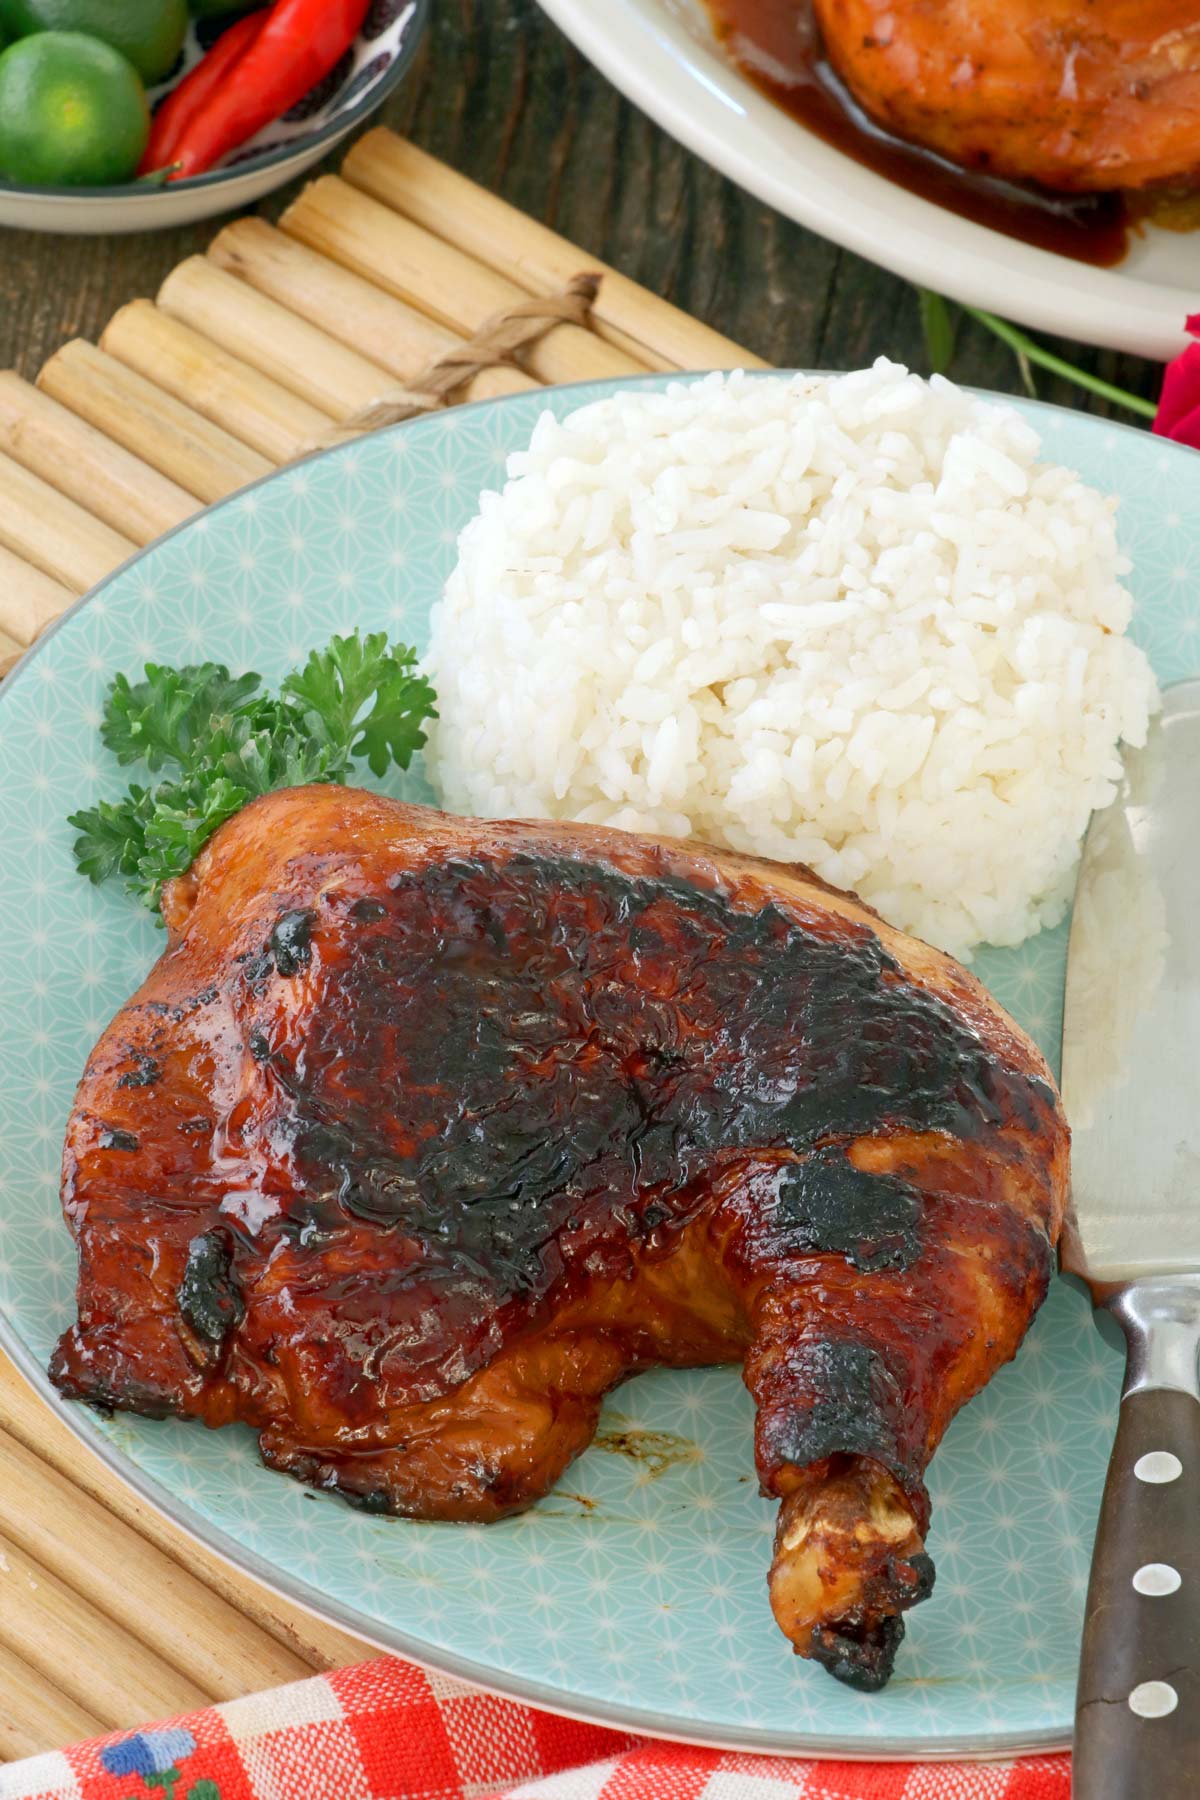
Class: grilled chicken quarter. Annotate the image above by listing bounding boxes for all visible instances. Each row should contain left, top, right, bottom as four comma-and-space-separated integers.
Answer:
51, 786, 1068, 1690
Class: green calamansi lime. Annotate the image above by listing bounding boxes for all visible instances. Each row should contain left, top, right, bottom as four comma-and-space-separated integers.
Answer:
0, 0, 187, 85
0, 32, 149, 185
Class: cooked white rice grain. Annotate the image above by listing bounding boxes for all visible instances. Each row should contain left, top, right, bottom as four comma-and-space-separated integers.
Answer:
426, 362, 1158, 959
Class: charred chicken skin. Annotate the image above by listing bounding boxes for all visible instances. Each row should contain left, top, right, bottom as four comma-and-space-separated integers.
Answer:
51, 786, 1068, 1690
813, 0, 1200, 191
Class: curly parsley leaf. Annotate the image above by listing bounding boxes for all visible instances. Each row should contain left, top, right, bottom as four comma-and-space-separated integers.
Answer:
71, 632, 436, 915
220, 720, 352, 799
136, 775, 254, 907
69, 787, 156, 885
355, 661, 438, 779
102, 664, 264, 771
281, 632, 436, 777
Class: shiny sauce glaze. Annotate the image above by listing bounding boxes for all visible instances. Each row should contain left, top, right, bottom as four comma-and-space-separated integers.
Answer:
704, 0, 1132, 266
204, 851, 1056, 1403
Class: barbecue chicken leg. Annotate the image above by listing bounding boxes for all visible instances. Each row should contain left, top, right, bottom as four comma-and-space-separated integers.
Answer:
52, 786, 1068, 1690
813, 0, 1200, 191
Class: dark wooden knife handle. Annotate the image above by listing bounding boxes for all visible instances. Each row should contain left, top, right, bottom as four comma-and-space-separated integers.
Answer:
1074, 1384, 1200, 1796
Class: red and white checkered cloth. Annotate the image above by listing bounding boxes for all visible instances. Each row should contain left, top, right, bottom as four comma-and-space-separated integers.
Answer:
0, 1655, 1070, 1800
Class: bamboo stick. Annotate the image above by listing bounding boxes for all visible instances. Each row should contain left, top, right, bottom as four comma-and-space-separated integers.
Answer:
0, 372, 197, 547
283, 178, 646, 387
0, 1640, 105, 1763
0, 627, 22, 677
344, 131, 765, 374
0, 1356, 372, 1674
0, 1425, 314, 1699
0, 543, 73, 648
103, 301, 334, 466
0, 1526, 210, 1726
159, 257, 395, 422
0, 451, 134, 593
209, 219, 536, 404
214, 217, 458, 364
39, 341, 272, 504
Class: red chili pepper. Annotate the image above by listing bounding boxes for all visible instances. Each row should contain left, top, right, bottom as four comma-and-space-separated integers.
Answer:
166, 0, 373, 182
139, 11, 269, 178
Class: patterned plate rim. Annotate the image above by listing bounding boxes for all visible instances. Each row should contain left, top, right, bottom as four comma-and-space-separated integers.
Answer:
5, 374, 1180, 1761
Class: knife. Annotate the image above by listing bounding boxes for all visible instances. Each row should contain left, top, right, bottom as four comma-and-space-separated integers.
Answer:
1061, 677, 1200, 1795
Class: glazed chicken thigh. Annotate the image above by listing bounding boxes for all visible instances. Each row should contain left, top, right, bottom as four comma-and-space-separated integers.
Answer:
52, 786, 1068, 1690
813, 0, 1200, 191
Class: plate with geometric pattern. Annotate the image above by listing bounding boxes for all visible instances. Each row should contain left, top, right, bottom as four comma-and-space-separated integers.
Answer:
1, 376, 1195, 1759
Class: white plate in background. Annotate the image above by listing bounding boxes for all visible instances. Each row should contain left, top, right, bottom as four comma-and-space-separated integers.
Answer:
538, 0, 1197, 361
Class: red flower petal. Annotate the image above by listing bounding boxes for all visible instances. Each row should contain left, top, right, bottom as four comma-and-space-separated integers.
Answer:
1185, 312, 1200, 338
1154, 339, 1200, 438
1158, 400, 1200, 450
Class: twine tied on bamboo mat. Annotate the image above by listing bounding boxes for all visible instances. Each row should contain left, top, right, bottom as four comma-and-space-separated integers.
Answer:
302, 271, 603, 454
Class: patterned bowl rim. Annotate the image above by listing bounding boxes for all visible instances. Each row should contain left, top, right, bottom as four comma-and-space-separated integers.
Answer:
4, 373, 1186, 1760
0, 0, 430, 200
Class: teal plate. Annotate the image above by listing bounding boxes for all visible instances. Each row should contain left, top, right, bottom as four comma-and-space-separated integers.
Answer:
1, 377, 1196, 1760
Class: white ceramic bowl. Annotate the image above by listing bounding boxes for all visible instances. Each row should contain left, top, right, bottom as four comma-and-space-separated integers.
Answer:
0, 0, 427, 234
538, 0, 1197, 361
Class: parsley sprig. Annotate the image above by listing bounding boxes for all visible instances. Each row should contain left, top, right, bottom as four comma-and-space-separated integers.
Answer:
70, 632, 436, 914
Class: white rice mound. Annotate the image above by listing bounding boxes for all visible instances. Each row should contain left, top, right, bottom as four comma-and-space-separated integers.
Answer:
426, 362, 1158, 959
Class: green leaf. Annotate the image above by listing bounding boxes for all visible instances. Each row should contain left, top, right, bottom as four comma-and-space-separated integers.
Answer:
354, 664, 437, 778
281, 633, 436, 774
917, 289, 956, 375
134, 774, 254, 908
187, 1783, 222, 1800
281, 630, 396, 743
102, 664, 263, 772
220, 724, 351, 799
71, 630, 437, 912
69, 788, 154, 884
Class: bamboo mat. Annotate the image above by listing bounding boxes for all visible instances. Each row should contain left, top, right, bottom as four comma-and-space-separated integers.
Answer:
0, 128, 763, 677
0, 129, 764, 1759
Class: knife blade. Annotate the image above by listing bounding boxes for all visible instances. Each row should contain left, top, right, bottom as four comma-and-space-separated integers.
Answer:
1060, 676, 1200, 1798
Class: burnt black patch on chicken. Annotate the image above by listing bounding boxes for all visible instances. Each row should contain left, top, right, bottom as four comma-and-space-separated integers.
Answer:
178, 1231, 244, 1347
250, 852, 1055, 1392
97, 1126, 140, 1152
807, 1548, 936, 1690
270, 909, 315, 977
116, 1051, 163, 1090
760, 1340, 908, 1478
774, 1150, 922, 1272
809, 1611, 907, 1693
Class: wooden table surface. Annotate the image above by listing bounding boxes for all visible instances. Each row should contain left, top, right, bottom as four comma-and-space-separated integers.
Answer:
0, 0, 1166, 1766
0, 0, 1165, 413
